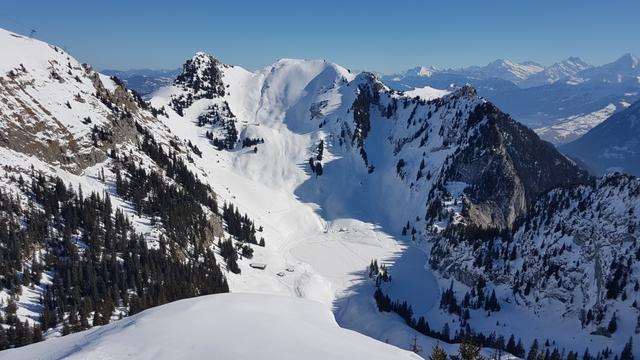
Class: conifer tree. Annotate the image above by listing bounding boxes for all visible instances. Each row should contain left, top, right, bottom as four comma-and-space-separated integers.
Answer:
430, 345, 448, 360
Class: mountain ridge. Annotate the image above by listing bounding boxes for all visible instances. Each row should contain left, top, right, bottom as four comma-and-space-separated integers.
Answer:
383, 54, 640, 145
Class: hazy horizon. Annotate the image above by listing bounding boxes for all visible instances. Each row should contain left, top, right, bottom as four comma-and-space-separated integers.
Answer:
2, 0, 639, 73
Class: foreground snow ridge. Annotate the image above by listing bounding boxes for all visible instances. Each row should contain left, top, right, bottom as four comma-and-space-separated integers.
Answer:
0, 293, 420, 360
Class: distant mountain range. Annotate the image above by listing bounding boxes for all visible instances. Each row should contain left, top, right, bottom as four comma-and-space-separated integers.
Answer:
102, 55, 640, 146
384, 54, 640, 144
101, 68, 180, 97
384, 57, 592, 89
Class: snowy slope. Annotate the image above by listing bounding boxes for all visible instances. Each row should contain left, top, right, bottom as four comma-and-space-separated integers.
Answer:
0, 28, 139, 173
0, 293, 421, 360
0, 27, 180, 239
0, 27, 288, 354
534, 103, 618, 144
146, 52, 623, 358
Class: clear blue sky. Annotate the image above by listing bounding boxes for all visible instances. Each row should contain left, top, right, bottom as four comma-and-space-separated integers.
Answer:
1, 0, 639, 73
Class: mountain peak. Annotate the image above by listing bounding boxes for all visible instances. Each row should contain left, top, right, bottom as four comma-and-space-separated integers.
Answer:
615, 52, 639, 68
185, 51, 222, 69
451, 84, 478, 97
193, 50, 209, 57
487, 58, 512, 67
174, 52, 226, 95
520, 60, 543, 67
565, 56, 586, 64
166, 52, 229, 115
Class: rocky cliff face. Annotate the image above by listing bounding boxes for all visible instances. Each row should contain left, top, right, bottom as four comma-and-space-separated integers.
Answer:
438, 100, 590, 234
0, 32, 155, 173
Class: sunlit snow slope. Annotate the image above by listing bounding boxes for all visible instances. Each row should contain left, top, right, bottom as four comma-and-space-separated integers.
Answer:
0, 293, 420, 360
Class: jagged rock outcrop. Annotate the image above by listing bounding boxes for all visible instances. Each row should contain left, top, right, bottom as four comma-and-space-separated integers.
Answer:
441, 101, 590, 233
170, 52, 228, 116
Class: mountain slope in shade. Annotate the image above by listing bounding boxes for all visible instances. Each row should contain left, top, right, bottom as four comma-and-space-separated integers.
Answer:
430, 173, 640, 357
0, 293, 420, 360
561, 99, 640, 175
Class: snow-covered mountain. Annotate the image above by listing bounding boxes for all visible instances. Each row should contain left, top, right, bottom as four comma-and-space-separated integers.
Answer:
0, 27, 267, 352
385, 57, 594, 90
385, 57, 592, 90
431, 173, 640, 354
385, 59, 545, 88
462, 59, 545, 84
1, 27, 639, 359
498, 53, 640, 141
576, 53, 640, 84
519, 57, 592, 88
145, 52, 632, 357
561, 99, 640, 175
385, 55, 640, 144
150, 53, 588, 237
